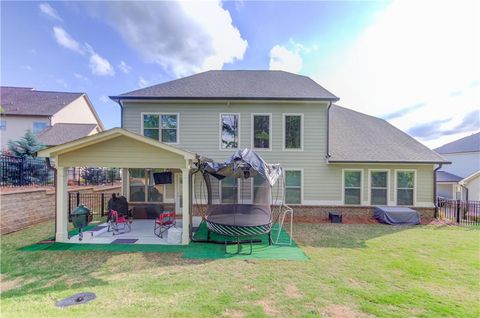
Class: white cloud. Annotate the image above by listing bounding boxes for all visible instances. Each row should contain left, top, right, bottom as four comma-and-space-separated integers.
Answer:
73, 73, 89, 81
93, 1, 247, 77
89, 52, 115, 76
118, 60, 131, 74
317, 0, 480, 148
99, 95, 109, 103
56, 78, 68, 88
39, 3, 62, 21
138, 77, 150, 88
53, 27, 84, 54
269, 45, 303, 73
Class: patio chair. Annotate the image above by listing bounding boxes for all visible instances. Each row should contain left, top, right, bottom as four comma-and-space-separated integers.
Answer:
154, 210, 176, 238
109, 209, 132, 235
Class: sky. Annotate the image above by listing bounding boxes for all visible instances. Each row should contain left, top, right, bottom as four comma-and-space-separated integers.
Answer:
1, 0, 479, 149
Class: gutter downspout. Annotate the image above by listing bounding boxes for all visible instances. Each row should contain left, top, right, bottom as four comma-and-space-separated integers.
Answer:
114, 99, 124, 128
433, 164, 443, 218
45, 157, 57, 242
325, 102, 333, 161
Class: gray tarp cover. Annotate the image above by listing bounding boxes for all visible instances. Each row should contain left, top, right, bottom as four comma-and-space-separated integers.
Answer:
374, 206, 420, 225
200, 149, 282, 186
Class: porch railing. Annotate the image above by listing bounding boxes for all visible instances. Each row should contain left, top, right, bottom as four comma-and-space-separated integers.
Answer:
436, 197, 480, 225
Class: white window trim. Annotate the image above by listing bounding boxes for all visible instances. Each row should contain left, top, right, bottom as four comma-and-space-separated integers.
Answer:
219, 177, 241, 204
342, 169, 364, 205
394, 169, 417, 206
368, 169, 390, 206
282, 113, 304, 151
284, 168, 303, 205
140, 112, 180, 145
251, 113, 272, 151
128, 168, 168, 203
219, 113, 241, 151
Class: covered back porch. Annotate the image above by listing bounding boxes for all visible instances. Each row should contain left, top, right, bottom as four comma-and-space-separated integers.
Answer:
37, 128, 197, 245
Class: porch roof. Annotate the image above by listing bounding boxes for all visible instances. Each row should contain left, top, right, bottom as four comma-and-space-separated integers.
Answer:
37, 128, 197, 168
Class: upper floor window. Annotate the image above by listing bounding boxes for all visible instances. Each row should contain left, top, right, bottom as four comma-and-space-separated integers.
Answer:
33, 122, 48, 134
344, 170, 362, 205
220, 114, 239, 149
143, 113, 178, 143
370, 170, 388, 205
284, 114, 303, 150
396, 170, 415, 206
252, 114, 271, 149
0, 120, 6, 131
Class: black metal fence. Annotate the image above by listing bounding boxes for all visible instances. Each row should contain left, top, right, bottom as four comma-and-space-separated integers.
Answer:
0, 154, 121, 187
0, 155, 54, 187
68, 192, 108, 217
437, 197, 480, 225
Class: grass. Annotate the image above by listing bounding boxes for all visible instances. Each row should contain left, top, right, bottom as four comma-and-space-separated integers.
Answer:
1, 221, 479, 317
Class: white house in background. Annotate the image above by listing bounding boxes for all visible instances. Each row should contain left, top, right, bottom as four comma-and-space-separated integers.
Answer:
0, 86, 104, 148
435, 132, 480, 200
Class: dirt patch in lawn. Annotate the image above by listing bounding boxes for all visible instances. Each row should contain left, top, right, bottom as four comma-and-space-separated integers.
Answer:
320, 304, 366, 318
285, 283, 302, 298
0, 277, 23, 293
257, 299, 279, 316
222, 308, 245, 318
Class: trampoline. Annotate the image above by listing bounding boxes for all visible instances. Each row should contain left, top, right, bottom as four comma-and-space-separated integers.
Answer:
195, 149, 292, 253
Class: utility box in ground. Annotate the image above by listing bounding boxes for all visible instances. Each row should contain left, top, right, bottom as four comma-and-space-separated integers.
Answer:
328, 212, 343, 223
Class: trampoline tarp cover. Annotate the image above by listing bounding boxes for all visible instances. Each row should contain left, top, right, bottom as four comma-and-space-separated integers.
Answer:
374, 206, 421, 225
200, 148, 282, 186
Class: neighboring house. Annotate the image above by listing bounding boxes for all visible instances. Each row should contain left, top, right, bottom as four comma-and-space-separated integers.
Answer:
38, 70, 448, 244
434, 132, 480, 200
0, 86, 104, 148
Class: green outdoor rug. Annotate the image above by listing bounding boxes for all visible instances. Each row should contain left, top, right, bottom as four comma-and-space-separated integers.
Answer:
19, 222, 308, 261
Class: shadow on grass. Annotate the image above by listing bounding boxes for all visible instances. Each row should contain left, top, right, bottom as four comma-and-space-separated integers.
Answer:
293, 223, 415, 248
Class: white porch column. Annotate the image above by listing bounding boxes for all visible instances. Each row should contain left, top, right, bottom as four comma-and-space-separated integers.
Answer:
56, 166, 69, 242
181, 168, 190, 244
121, 168, 129, 198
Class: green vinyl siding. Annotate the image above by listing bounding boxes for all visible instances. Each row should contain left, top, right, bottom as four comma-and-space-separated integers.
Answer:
123, 101, 435, 207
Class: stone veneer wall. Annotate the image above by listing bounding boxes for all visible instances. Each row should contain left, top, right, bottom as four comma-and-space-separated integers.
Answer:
0, 186, 121, 235
192, 204, 435, 224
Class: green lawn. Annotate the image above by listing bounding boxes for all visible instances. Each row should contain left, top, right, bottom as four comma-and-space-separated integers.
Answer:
1, 221, 479, 317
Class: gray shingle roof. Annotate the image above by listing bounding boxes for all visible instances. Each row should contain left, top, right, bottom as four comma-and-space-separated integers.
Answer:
329, 105, 449, 163
434, 132, 480, 154
436, 171, 463, 182
37, 123, 98, 146
110, 70, 339, 101
0, 86, 83, 116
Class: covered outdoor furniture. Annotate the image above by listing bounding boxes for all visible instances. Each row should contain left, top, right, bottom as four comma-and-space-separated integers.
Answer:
154, 210, 176, 238
107, 194, 133, 234
374, 206, 420, 225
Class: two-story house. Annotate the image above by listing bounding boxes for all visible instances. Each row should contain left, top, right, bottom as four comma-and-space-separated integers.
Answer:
0, 86, 104, 148
435, 132, 480, 201
38, 70, 448, 244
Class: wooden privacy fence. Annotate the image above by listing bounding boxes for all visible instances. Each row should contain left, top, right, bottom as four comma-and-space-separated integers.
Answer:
436, 197, 480, 225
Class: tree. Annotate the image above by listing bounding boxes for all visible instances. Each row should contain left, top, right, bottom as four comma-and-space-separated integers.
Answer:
7, 130, 45, 158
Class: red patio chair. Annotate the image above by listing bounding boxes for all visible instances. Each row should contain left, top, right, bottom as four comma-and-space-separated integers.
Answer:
154, 210, 176, 238
109, 210, 132, 235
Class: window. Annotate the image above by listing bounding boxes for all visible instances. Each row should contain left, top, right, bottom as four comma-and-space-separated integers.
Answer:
252, 114, 271, 149
33, 122, 48, 134
344, 170, 362, 204
0, 120, 6, 131
370, 171, 388, 205
284, 114, 302, 150
220, 176, 238, 203
129, 168, 165, 202
285, 170, 302, 204
252, 175, 269, 204
220, 114, 239, 149
396, 170, 415, 206
143, 113, 178, 143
